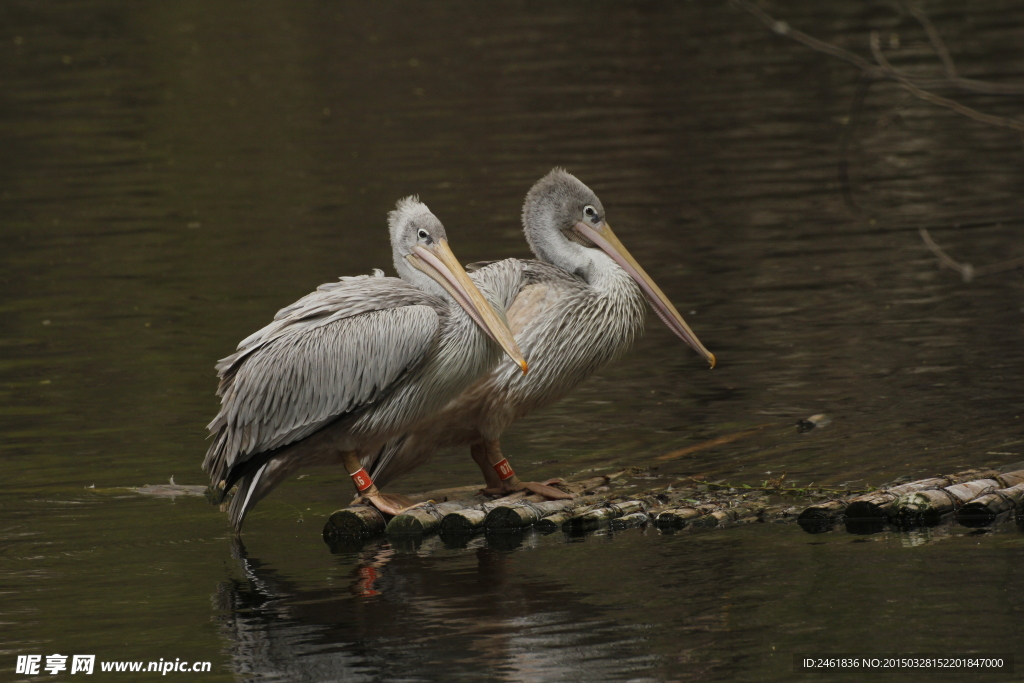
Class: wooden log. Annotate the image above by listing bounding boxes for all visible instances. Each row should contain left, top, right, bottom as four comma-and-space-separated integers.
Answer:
956, 482, 1024, 525
894, 478, 1001, 524
843, 477, 952, 520
610, 511, 650, 530
533, 505, 599, 533
994, 469, 1024, 488
796, 499, 848, 524
385, 501, 471, 536
485, 498, 587, 530
323, 505, 387, 541
796, 469, 1014, 522
566, 500, 646, 532
655, 506, 709, 529
439, 508, 489, 534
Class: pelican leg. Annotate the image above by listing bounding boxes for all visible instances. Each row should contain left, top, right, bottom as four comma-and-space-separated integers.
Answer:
473, 440, 573, 500
341, 451, 415, 516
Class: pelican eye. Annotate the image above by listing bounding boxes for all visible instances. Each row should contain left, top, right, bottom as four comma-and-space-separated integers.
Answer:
417, 228, 432, 244
583, 205, 599, 223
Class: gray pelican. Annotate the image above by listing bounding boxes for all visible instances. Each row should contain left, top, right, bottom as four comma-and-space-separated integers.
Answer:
204, 197, 527, 532
366, 169, 715, 498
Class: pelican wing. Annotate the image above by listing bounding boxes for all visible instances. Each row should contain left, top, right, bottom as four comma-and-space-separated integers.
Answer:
204, 274, 443, 483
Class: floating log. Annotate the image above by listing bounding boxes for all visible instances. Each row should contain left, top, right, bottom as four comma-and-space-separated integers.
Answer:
800, 468, 1022, 522
842, 477, 951, 520
656, 506, 711, 529
439, 508, 489, 534
796, 499, 849, 525
486, 498, 587, 530
566, 500, 646, 532
688, 502, 762, 528
956, 482, 1024, 525
534, 505, 599, 533
994, 469, 1024, 488
385, 501, 473, 536
894, 478, 1002, 524
323, 505, 387, 542
610, 511, 650, 530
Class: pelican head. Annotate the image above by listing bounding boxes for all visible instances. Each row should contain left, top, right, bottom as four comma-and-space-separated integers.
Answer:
522, 169, 715, 368
389, 197, 527, 373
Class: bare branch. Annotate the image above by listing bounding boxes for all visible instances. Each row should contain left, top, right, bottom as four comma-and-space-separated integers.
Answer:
919, 228, 975, 282
731, 0, 1024, 131
904, 0, 957, 79
919, 229, 1024, 281
869, 32, 1024, 133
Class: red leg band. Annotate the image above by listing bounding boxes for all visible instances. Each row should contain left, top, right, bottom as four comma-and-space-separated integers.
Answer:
493, 458, 515, 481
350, 467, 374, 492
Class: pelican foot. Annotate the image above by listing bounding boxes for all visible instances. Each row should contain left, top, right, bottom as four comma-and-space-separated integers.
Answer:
479, 478, 574, 501
360, 492, 417, 517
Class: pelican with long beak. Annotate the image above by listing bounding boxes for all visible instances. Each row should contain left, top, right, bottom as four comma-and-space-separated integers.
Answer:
203, 197, 526, 532
367, 169, 714, 497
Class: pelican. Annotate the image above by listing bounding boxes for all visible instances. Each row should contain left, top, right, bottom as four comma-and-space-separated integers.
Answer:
204, 197, 527, 532
366, 169, 716, 498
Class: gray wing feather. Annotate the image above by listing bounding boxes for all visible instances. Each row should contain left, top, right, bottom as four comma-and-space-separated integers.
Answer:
204, 274, 442, 484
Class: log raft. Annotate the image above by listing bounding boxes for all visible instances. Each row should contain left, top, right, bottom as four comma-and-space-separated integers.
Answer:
797, 469, 1024, 528
323, 466, 1024, 547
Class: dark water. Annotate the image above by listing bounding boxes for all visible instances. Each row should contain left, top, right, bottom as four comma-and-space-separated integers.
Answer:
3, 1, 1024, 680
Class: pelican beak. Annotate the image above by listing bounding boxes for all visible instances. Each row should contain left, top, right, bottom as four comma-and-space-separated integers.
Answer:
574, 220, 716, 368
408, 240, 528, 374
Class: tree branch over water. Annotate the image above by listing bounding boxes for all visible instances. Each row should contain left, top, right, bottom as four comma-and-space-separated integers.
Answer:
733, 0, 1024, 277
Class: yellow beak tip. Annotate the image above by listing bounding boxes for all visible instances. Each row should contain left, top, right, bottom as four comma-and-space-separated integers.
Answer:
519, 360, 529, 374
708, 354, 717, 369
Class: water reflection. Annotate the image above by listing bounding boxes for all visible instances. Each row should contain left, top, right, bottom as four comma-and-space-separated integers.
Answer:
218, 537, 661, 682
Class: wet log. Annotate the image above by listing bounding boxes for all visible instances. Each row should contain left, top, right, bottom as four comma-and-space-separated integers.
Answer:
894, 478, 1001, 524
809, 468, 1021, 521
485, 498, 591, 530
439, 508, 489, 534
841, 477, 952, 520
323, 505, 387, 541
688, 502, 762, 528
610, 511, 650, 530
956, 482, 1024, 525
385, 501, 474, 536
796, 499, 849, 524
994, 469, 1024, 488
566, 500, 646, 532
534, 505, 599, 533
655, 506, 711, 529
